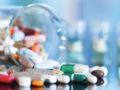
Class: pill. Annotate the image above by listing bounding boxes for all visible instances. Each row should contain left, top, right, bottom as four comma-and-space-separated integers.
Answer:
60, 64, 89, 73
0, 74, 16, 84
17, 76, 31, 87
12, 30, 25, 41
41, 75, 57, 84
31, 43, 40, 53
71, 73, 87, 82
10, 27, 15, 36
32, 80, 43, 87
24, 34, 46, 43
86, 73, 97, 84
91, 70, 104, 78
19, 55, 34, 68
96, 78, 104, 86
89, 66, 99, 72
24, 40, 35, 48
22, 27, 37, 35
99, 67, 108, 76
19, 48, 43, 64
14, 41, 24, 48
12, 53, 20, 60
56, 75, 70, 84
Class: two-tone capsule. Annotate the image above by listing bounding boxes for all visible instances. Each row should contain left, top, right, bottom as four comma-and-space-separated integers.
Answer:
60, 64, 89, 74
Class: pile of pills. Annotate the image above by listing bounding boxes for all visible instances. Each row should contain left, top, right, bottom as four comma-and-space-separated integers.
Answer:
8, 26, 48, 67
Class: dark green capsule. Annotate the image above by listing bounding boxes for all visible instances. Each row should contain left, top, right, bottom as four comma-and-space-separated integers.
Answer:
71, 74, 87, 82
60, 64, 74, 73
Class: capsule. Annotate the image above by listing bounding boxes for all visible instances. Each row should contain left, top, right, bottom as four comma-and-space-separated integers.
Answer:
60, 64, 89, 73
19, 55, 34, 68
0, 74, 16, 84
86, 73, 97, 84
71, 73, 87, 82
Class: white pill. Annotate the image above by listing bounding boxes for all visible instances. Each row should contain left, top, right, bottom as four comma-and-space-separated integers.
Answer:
86, 73, 97, 84
19, 48, 43, 64
74, 64, 89, 74
17, 76, 31, 87
99, 67, 108, 76
12, 30, 25, 41
89, 66, 99, 72
19, 55, 34, 68
56, 75, 70, 84
41, 75, 57, 84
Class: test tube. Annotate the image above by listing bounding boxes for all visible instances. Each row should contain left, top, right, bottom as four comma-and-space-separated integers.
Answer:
66, 21, 86, 64
91, 21, 110, 66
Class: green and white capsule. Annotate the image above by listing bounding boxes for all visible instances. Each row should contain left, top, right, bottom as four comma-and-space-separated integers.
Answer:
60, 64, 89, 74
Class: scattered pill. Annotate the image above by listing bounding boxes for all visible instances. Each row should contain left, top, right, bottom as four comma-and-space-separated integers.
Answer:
12, 30, 25, 41
19, 55, 34, 68
71, 73, 87, 82
91, 70, 104, 78
86, 73, 97, 84
17, 76, 31, 87
0, 74, 16, 84
56, 75, 70, 84
19, 48, 43, 64
32, 80, 44, 87
99, 67, 108, 76
89, 66, 99, 72
60, 64, 89, 73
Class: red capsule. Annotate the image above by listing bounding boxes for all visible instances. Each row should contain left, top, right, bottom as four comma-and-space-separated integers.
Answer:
0, 74, 16, 84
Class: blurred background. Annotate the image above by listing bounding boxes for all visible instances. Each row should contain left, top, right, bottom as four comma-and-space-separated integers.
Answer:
0, 0, 120, 89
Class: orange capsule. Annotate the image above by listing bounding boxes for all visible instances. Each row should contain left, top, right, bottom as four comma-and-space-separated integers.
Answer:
32, 80, 43, 87
31, 43, 40, 53
10, 27, 15, 36
12, 54, 19, 60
